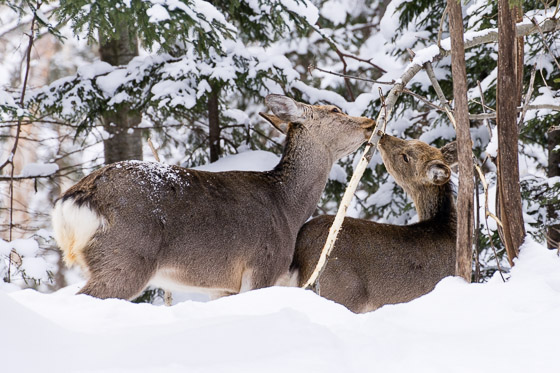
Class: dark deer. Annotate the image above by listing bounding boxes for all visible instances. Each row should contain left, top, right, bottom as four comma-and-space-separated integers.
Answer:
52, 94, 375, 300
291, 134, 458, 313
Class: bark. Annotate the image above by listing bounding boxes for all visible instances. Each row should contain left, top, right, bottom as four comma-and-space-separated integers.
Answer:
208, 86, 221, 163
548, 128, 560, 249
496, 0, 526, 265
514, 6, 524, 107
99, 24, 142, 164
447, 0, 474, 282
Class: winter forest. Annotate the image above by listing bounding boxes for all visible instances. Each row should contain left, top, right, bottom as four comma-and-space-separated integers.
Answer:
1, 0, 560, 371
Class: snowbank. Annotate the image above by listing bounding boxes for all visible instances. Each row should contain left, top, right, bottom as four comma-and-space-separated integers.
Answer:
2, 239, 559, 372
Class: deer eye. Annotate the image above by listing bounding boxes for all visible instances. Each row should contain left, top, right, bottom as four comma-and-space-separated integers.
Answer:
402, 154, 409, 163
331, 107, 341, 113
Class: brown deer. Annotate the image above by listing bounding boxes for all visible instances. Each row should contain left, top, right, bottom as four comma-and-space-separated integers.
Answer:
291, 134, 458, 313
52, 94, 375, 300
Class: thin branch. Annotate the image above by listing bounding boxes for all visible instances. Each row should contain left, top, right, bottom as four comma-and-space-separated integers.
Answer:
470, 104, 560, 120
401, 88, 445, 112
423, 61, 452, 111
530, 17, 560, 72
437, 5, 449, 48
309, 65, 395, 85
477, 80, 493, 139
147, 137, 161, 162
309, 23, 387, 74
518, 63, 537, 128
474, 163, 506, 282
334, 50, 356, 101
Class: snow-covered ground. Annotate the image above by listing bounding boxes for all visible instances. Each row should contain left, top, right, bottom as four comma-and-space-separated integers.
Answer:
2, 238, 559, 373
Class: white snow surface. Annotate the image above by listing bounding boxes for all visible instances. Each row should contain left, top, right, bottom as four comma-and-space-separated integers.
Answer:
19, 162, 59, 177
2, 238, 560, 372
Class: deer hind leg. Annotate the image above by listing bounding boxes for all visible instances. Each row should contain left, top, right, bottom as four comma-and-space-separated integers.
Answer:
78, 238, 158, 300
79, 258, 157, 300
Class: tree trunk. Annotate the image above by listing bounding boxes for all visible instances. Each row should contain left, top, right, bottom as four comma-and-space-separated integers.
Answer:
99, 24, 142, 164
208, 86, 221, 162
447, 0, 474, 282
496, 0, 526, 265
548, 128, 560, 249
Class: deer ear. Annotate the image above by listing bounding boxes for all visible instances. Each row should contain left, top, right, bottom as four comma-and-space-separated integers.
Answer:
427, 160, 451, 185
440, 141, 458, 166
265, 94, 304, 123
259, 112, 289, 134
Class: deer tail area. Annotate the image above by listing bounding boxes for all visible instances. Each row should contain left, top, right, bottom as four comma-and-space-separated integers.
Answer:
51, 199, 105, 270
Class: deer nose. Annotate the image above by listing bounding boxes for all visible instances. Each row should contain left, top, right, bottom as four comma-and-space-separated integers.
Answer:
361, 118, 376, 129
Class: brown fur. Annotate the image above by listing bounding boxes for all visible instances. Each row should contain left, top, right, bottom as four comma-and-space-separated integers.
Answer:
53, 94, 375, 300
292, 135, 458, 313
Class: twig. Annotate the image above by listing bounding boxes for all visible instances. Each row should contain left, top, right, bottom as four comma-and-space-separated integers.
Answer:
474, 175, 481, 283
308, 23, 387, 74
474, 163, 506, 282
5, 6, 38, 282
401, 88, 446, 112
469, 104, 560, 120
518, 63, 537, 128
477, 80, 493, 139
309, 65, 395, 85
147, 137, 161, 162
530, 17, 560, 72
423, 61, 452, 111
437, 5, 449, 48
333, 50, 356, 101
379, 87, 388, 133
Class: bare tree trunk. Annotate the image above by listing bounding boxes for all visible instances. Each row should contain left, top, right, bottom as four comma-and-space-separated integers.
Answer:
208, 86, 221, 162
447, 0, 474, 282
548, 128, 560, 249
496, 0, 526, 265
99, 24, 142, 164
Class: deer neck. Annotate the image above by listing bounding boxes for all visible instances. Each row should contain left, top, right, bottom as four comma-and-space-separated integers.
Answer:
410, 182, 456, 226
270, 126, 334, 225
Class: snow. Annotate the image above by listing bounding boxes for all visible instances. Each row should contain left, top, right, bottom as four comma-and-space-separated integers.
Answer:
279, 0, 319, 25
147, 3, 171, 23
19, 162, 59, 177
0, 238, 10, 256
2, 238, 559, 372
9, 238, 40, 257
194, 150, 280, 172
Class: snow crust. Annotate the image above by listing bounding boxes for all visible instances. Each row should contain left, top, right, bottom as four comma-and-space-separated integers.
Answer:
2, 239, 559, 372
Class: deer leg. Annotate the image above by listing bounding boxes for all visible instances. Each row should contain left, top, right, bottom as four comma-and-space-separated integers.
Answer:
78, 254, 157, 300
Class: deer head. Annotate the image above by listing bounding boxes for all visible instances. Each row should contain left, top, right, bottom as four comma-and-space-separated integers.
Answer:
260, 94, 375, 160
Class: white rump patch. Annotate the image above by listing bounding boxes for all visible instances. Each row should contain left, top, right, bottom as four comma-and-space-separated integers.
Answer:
51, 199, 104, 269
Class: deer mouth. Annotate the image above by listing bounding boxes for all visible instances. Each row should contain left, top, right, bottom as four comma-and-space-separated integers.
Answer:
361, 119, 375, 138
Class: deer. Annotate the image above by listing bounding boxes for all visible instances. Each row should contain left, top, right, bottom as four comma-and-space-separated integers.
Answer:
291, 134, 458, 313
51, 94, 375, 300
